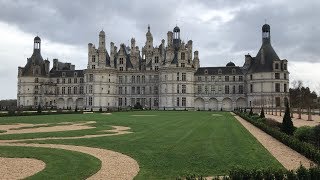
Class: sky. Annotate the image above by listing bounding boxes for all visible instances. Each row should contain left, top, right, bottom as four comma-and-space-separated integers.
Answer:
0, 0, 320, 99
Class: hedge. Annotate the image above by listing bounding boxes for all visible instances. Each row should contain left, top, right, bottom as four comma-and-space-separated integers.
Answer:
235, 111, 320, 165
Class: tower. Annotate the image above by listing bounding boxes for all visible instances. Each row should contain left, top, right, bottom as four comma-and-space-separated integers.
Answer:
34, 36, 41, 52
99, 30, 106, 49
262, 24, 270, 44
173, 26, 181, 48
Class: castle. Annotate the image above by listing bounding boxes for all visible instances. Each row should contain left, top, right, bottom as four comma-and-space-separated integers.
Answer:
17, 24, 289, 111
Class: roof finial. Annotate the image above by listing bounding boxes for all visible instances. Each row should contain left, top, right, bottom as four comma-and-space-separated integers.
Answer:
148, 24, 150, 32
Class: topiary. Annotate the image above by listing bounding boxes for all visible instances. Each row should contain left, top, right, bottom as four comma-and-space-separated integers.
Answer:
37, 104, 42, 113
260, 107, 265, 118
99, 107, 102, 112
282, 102, 294, 135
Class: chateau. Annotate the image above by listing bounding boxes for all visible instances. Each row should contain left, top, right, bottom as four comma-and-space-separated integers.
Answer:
17, 24, 289, 111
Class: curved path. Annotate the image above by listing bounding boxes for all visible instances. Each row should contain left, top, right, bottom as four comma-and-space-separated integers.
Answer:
232, 113, 314, 170
0, 125, 140, 180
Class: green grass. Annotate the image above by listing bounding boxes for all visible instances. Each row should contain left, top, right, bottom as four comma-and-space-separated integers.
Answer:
0, 111, 283, 179
0, 146, 101, 180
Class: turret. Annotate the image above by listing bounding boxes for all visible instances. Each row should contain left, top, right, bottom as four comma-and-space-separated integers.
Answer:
193, 51, 199, 69
262, 24, 270, 44
167, 31, 173, 47
99, 30, 106, 49
110, 42, 115, 68
34, 36, 41, 53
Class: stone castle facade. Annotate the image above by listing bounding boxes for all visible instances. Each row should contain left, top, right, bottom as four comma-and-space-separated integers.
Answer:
17, 24, 289, 111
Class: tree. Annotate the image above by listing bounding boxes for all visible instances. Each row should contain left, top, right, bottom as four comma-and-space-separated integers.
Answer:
134, 102, 142, 110
260, 107, 265, 118
282, 102, 294, 135
75, 106, 78, 112
249, 107, 253, 116
99, 107, 102, 112
37, 104, 42, 113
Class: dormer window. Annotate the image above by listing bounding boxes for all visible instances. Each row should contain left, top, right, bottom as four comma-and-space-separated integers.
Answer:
204, 69, 208, 74
62, 72, 66, 77
218, 69, 222, 74
181, 52, 185, 60
74, 72, 77, 77
284, 63, 287, 70
275, 63, 279, 70
232, 69, 236, 74
119, 58, 124, 64
92, 55, 96, 62
155, 56, 159, 63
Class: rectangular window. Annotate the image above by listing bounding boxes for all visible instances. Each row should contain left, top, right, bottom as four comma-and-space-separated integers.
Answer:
181, 52, 185, 60
182, 73, 186, 81
73, 87, 77, 94
62, 87, 66, 94
205, 85, 208, 94
275, 97, 280, 107
57, 78, 60, 84
225, 85, 229, 94
119, 87, 123, 94
218, 86, 222, 93
154, 86, 159, 94
89, 85, 93, 93
142, 87, 145, 94
89, 97, 93, 106
211, 85, 215, 94
92, 65, 95, 69
284, 73, 287, 79
239, 85, 243, 94
74, 78, 77, 83
137, 76, 141, 83
232, 85, 236, 94
119, 58, 124, 64
62, 78, 66, 84
177, 84, 180, 93
225, 76, 229, 82
131, 76, 135, 83
89, 74, 94, 82
275, 73, 280, 79
284, 84, 287, 92
182, 85, 186, 93
275, 63, 279, 69
154, 98, 159, 107
197, 85, 202, 94
239, 76, 243, 81
211, 76, 215, 81
284, 63, 287, 70
131, 87, 135, 94
68, 78, 72, 83
80, 78, 84, 83
92, 55, 96, 62
177, 97, 180, 107
181, 63, 185, 67
155, 56, 159, 63
233, 76, 236, 81
177, 73, 180, 81
275, 83, 280, 92
198, 76, 201, 81
119, 76, 123, 83
119, 67, 123, 71
118, 98, 123, 106
182, 97, 186, 107
250, 84, 253, 93
79, 86, 84, 94
142, 76, 145, 83
137, 87, 141, 94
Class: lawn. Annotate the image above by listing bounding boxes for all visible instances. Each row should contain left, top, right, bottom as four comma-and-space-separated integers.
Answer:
0, 111, 283, 179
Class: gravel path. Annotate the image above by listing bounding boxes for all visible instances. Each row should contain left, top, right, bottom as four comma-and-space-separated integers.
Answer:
0, 143, 139, 180
0, 157, 45, 180
265, 114, 320, 127
233, 113, 314, 170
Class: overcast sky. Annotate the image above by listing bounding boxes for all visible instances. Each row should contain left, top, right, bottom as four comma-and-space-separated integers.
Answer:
1, 0, 320, 99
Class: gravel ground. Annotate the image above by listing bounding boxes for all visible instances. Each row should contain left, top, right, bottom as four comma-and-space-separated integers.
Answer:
0, 157, 45, 180
265, 114, 320, 127
233, 113, 314, 170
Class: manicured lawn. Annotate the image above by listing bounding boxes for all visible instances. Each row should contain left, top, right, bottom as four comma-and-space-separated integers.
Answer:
0, 146, 100, 180
0, 111, 283, 179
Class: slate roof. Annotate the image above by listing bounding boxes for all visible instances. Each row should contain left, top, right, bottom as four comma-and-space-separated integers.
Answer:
21, 49, 47, 76
49, 69, 84, 77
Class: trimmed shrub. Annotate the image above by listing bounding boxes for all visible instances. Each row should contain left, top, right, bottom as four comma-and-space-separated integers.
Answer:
75, 106, 78, 112
260, 107, 265, 118
282, 102, 294, 135
134, 102, 143, 110
99, 107, 102, 112
294, 126, 313, 142
37, 105, 42, 113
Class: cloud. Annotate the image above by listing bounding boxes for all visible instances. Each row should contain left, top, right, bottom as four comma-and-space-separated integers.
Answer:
0, 0, 319, 99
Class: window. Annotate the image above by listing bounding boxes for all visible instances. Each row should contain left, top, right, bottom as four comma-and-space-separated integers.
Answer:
79, 86, 84, 94
119, 58, 124, 64
275, 63, 279, 69
74, 78, 77, 83
284, 63, 287, 70
211, 85, 215, 94
284, 84, 287, 92
137, 76, 141, 83
218, 76, 222, 81
218, 86, 222, 93
177, 97, 180, 106
119, 67, 123, 71
74, 72, 77, 77
250, 74, 253, 80
197, 85, 202, 94
182, 97, 186, 107
154, 86, 159, 94
182, 73, 186, 81
284, 73, 287, 79
119, 87, 123, 94
131, 87, 135, 94
73, 87, 77, 94
154, 98, 159, 107
62, 87, 66, 94
177, 73, 180, 81
119, 76, 123, 83
275, 83, 280, 92
89, 74, 94, 82
225, 76, 229, 82
197, 76, 201, 81
275, 97, 280, 107
205, 85, 208, 94
155, 56, 159, 63
181, 63, 185, 67
154, 75, 159, 82
232, 69, 236, 74
239, 76, 243, 81
62, 72, 66, 77
125, 87, 127, 94
181, 52, 185, 60
35, 78, 39, 83
275, 73, 280, 79
177, 84, 180, 93
131, 76, 135, 83
155, 66, 159, 71
218, 69, 222, 74
239, 85, 244, 94
89, 97, 93, 106
89, 85, 93, 93
92, 55, 96, 62
56, 87, 60, 94
142, 76, 145, 83
137, 87, 141, 94
182, 85, 186, 93
205, 76, 208, 82
80, 78, 84, 83
250, 84, 253, 93
57, 78, 60, 83
68, 78, 72, 83
232, 85, 236, 94
225, 85, 229, 94
68, 87, 72, 94
211, 76, 215, 81
92, 65, 96, 69
204, 69, 208, 74
142, 87, 145, 94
